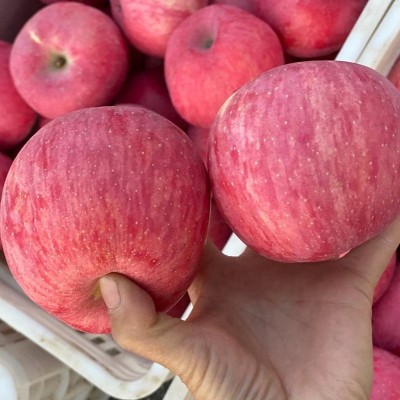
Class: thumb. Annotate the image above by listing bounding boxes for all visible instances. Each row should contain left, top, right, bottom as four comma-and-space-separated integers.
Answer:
99, 274, 194, 373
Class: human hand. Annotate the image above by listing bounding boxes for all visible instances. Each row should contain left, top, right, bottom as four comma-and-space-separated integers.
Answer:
100, 217, 400, 400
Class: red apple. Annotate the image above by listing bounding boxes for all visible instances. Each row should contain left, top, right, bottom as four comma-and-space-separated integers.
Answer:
373, 261, 400, 357
0, 152, 12, 248
165, 4, 284, 129
256, 0, 367, 58
110, 0, 208, 57
40, 0, 107, 6
208, 199, 232, 250
114, 66, 187, 130
187, 125, 210, 164
212, 0, 257, 14
374, 253, 397, 304
0, 41, 37, 150
10, 2, 130, 119
167, 293, 191, 318
371, 347, 400, 400
388, 57, 400, 91
0, 105, 210, 334
208, 61, 400, 262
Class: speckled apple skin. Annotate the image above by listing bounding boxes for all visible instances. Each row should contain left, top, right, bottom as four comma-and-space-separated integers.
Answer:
208, 61, 400, 262
10, 2, 130, 119
371, 347, 400, 400
0, 41, 36, 150
0, 105, 210, 334
110, 0, 208, 57
256, 0, 367, 58
165, 4, 284, 129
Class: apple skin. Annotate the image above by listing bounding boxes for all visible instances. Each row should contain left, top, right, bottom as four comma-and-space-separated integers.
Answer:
165, 4, 284, 129
0, 152, 12, 248
0, 105, 210, 334
208, 61, 400, 262
373, 253, 397, 304
388, 58, 400, 91
373, 261, 400, 357
187, 125, 210, 165
212, 0, 257, 14
40, 0, 107, 6
256, 0, 367, 58
371, 347, 400, 400
10, 2, 130, 120
110, 0, 208, 57
0, 41, 37, 150
114, 66, 188, 131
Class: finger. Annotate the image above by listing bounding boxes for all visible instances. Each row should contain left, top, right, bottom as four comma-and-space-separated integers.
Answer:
343, 216, 400, 285
99, 273, 195, 373
188, 239, 223, 305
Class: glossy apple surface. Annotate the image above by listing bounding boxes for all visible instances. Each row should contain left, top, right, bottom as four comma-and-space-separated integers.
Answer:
165, 4, 284, 128
0, 41, 36, 150
110, 0, 208, 57
208, 61, 400, 262
10, 2, 130, 119
371, 347, 400, 400
256, 0, 366, 58
0, 105, 210, 334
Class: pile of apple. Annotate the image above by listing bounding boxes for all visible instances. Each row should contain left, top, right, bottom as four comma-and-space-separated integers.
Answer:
1, 0, 400, 397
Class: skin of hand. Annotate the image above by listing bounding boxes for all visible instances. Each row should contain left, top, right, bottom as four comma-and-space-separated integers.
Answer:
100, 217, 400, 400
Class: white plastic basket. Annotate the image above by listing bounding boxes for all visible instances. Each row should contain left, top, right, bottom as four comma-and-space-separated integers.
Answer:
163, 1, 400, 399
0, 320, 109, 400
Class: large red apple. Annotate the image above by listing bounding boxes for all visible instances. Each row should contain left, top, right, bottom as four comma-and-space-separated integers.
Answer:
371, 347, 400, 400
110, 0, 208, 57
208, 61, 400, 262
256, 0, 367, 58
114, 66, 187, 131
0, 105, 210, 334
165, 4, 284, 129
0, 40, 37, 150
373, 261, 400, 357
10, 2, 130, 119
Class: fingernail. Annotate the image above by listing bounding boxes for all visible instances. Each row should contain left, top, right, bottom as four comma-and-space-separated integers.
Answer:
100, 277, 121, 311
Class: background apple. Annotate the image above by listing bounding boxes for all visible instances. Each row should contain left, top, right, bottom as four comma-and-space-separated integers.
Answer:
373, 261, 400, 357
388, 57, 400, 91
371, 347, 400, 400
374, 253, 397, 304
40, 0, 107, 6
208, 61, 400, 262
10, 2, 130, 119
110, 0, 208, 57
212, 0, 257, 14
165, 4, 285, 129
256, 0, 367, 58
0, 40, 37, 150
114, 66, 188, 131
0, 105, 210, 334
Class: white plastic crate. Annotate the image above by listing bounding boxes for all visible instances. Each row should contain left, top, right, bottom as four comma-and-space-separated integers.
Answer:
0, 320, 108, 400
163, 1, 400, 399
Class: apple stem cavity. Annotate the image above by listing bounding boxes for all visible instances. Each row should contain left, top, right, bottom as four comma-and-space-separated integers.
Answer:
50, 53, 68, 71
203, 37, 214, 49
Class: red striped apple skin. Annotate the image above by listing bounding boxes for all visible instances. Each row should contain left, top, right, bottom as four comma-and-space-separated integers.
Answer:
208, 61, 400, 262
0, 105, 210, 333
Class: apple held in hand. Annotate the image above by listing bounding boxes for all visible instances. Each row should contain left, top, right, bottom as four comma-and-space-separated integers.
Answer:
110, 0, 208, 57
0, 105, 210, 334
165, 4, 284, 129
256, 0, 367, 58
208, 61, 400, 262
0, 41, 36, 150
10, 2, 130, 119
373, 253, 397, 304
